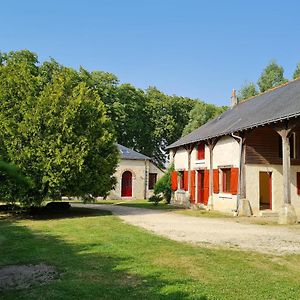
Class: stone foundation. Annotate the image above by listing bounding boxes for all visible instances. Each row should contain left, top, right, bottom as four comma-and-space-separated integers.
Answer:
237, 198, 252, 217
278, 204, 297, 224
171, 190, 190, 208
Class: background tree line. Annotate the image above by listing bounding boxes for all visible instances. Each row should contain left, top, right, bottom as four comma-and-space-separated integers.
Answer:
0, 50, 224, 206
238, 60, 300, 101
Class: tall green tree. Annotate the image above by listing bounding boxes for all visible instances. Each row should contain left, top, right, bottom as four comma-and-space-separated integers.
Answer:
293, 62, 300, 79
0, 50, 118, 206
182, 102, 227, 136
80, 70, 154, 157
145, 87, 196, 165
257, 61, 287, 92
115, 84, 153, 155
238, 82, 258, 101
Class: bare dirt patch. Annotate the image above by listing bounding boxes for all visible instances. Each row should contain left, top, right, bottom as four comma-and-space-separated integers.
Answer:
0, 264, 59, 291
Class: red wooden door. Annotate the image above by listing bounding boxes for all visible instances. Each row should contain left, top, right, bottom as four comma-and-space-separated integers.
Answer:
203, 170, 209, 205
190, 170, 196, 203
197, 170, 204, 204
121, 171, 132, 197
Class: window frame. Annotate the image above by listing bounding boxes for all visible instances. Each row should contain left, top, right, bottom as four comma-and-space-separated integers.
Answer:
221, 168, 231, 193
179, 171, 184, 189
197, 143, 205, 160
148, 173, 157, 190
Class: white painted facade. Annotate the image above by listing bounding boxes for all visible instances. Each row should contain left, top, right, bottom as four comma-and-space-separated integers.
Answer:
246, 164, 300, 217
171, 135, 300, 219
108, 159, 164, 200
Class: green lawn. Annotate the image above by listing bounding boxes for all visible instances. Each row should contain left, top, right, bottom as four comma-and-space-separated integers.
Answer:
1, 207, 300, 299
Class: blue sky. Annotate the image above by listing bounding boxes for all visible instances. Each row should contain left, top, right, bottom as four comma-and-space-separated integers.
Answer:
1, 0, 300, 106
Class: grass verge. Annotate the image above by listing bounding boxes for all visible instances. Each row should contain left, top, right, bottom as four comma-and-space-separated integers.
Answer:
1, 207, 300, 299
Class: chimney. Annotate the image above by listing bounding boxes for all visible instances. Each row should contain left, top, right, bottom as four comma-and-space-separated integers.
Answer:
231, 89, 238, 108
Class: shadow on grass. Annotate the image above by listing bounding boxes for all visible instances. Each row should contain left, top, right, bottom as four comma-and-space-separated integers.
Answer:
116, 202, 180, 211
0, 207, 111, 221
0, 217, 208, 300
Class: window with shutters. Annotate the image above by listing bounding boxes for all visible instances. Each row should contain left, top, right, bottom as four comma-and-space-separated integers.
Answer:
221, 168, 231, 193
197, 143, 205, 160
148, 173, 157, 190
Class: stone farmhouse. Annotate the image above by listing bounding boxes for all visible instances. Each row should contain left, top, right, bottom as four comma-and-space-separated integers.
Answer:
167, 79, 300, 224
108, 144, 164, 200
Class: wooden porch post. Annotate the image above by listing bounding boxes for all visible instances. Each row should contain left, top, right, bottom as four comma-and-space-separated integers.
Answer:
231, 132, 252, 216
185, 144, 195, 202
276, 122, 297, 224
169, 149, 177, 165
282, 130, 291, 205
240, 138, 246, 199
207, 139, 217, 210
187, 146, 193, 195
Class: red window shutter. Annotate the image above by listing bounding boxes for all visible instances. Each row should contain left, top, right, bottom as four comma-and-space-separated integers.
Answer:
190, 170, 196, 203
230, 168, 239, 195
171, 171, 178, 191
184, 170, 189, 191
213, 169, 219, 194
297, 172, 300, 195
203, 169, 209, 205
197, 143, 205, 160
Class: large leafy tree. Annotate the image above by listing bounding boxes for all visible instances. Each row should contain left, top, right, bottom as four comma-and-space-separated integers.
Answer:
0, 50, 118, 206
238, 82, 258, 101
182, 102, 227, 136
81, 70, 154, 157
257, 61, 287, 92
115, 84, 153, 155
145, 87, 196, 165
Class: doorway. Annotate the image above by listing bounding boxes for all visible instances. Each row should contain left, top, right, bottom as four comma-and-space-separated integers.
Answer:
121, 171, 132, 197
197, 170, 204, 204
259, 172, 272, 210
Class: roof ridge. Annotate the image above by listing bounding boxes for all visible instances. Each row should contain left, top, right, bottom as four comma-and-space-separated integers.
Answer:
238, 76, 300, 105
117, 144, 150, 160
166, 78, 300, 150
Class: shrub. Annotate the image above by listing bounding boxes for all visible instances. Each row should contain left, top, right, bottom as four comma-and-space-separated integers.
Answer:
148, 194, 163, 205
153, 164, 174, 203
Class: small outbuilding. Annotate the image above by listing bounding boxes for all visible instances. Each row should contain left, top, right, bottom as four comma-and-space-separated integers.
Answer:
108, 144, 164, 200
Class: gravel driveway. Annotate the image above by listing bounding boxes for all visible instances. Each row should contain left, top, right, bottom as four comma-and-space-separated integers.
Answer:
72, 204, 300, 254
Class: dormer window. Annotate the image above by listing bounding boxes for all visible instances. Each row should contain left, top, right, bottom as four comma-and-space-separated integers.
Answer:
197, 143, 205, 160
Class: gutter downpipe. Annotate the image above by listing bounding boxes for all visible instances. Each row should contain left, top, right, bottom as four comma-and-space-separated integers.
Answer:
231, 133, 242, 213
144, 159, 148, 200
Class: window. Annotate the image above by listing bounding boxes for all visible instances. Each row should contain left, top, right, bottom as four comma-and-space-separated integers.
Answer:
179, 171, 184, 189
279, 133, 297, 159
148, 173, 157, 190
197, 143, 205, 160
222, 168, 231, 193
